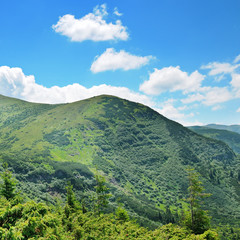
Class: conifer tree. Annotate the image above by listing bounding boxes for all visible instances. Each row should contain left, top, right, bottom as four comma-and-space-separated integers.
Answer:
0, 162, 17, 200
94, 174, 111, 216
66, 181, 77, 209
184, 168, 211, 234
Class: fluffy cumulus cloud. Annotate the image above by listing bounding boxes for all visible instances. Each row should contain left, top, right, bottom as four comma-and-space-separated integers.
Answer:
180, 55, 240, 108
139, 66, 204, 95
201, 62, 240, 75
201, 87, 233, 106
91, 48, 153, 73
52, 4, 128, 42
182, 87, 233, 106
0, 66, 153, 106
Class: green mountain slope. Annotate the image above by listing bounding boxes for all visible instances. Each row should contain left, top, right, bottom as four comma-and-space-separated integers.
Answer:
0, 94, 240, 227
189, 126, 240, 154
206, 124, 240, 134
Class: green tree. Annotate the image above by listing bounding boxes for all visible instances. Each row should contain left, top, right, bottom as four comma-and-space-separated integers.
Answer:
164, 206, 175, 224
183, 168, 211, 234
94, 174, 111, 216
66, 181, 76, 209
115, 205, 129, 222
0, 162, 17, 200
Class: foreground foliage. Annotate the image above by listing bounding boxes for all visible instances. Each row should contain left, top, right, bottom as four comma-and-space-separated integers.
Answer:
0, 167, 220, 239
0, 198, 220, 240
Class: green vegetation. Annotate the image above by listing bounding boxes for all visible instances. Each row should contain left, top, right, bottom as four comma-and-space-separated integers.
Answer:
0, 94, 240, 231
0, 166, 220, 239
189, 126, 240, 154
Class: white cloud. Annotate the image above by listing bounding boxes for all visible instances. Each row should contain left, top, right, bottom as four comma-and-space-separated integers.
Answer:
231, 73, 240, 97
180, 120, 204, 127
231, 73, 240, 89
154, 99, 202, 126
155, 102, 185, 121
0, 66, 153, 106
91, 48, 153, 73
114, 7, 122, 16
139, 66, 205, 95
234, 54, 240, 64
182, 86, 233, 106
203, 87, 233, 106
52, 4, 128, 42
181, 93, 205, 104
237, 107, 240, 113
201, 62, 240, 75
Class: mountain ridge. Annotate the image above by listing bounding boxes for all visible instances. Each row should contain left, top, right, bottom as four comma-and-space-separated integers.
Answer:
205, 124, 240, 134
0, 94, 239, 227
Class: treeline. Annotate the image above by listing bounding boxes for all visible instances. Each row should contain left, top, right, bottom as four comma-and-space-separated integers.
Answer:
0, 164, 225, 239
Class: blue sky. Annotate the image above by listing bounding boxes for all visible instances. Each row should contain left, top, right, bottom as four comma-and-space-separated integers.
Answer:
0, 0, 240, 125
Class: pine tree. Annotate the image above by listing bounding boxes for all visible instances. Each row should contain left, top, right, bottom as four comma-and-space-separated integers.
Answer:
0, 162, 17, 200
94, 175, 111, 216
66, 182, 76, 208
184, 168, 211, 234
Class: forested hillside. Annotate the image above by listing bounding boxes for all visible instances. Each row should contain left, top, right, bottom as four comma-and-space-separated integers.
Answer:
0, 94, 240, 229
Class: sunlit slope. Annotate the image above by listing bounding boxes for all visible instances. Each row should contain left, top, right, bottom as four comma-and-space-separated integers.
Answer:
0, 94, 239, 226
0, 95, 107, 163
0, 94, 235, 164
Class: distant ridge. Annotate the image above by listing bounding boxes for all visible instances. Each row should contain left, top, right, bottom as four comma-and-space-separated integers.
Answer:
189, 126, 240, 154
206, 124, 240, 134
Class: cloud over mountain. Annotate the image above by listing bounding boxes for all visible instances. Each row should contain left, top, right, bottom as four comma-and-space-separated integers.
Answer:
0, 66, 153, 106
139, 66, 204, 95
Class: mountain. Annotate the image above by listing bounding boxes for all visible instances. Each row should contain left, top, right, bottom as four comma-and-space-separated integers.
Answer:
206, 124, 240, 134
0, 94, 240, 227
189, 126, 240, 154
